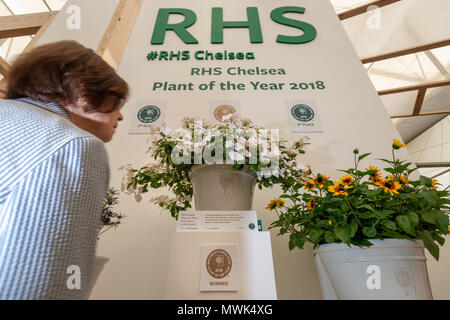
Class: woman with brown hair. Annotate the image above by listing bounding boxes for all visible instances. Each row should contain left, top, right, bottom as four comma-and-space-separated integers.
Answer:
0, 40, 129, 299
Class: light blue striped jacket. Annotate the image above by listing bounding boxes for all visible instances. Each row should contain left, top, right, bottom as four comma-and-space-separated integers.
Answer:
0, 98, 110, 299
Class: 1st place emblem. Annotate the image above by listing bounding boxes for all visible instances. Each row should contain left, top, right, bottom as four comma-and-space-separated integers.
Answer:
137, 105, 161, 124
291, 104, 315, 122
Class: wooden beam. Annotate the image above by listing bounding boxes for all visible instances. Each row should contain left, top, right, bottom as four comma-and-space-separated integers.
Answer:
362, 39, 450, 64
338, 0, 401, 20
0, 12, 58, 39
0, 56, 10, 78
412, 88, 427, 116
391, 109, 450, 119
23, 12, 58, 54
378, 79, 450, 95
97, 0, 144, 70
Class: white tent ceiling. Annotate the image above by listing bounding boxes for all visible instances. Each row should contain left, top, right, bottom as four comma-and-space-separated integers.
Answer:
0, 0, 449, 148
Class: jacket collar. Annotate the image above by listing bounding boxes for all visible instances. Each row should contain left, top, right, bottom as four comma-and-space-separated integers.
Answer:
16, 97, 70, 120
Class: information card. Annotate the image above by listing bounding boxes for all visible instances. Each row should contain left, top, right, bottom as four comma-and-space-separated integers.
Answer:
177, 211, 258, 232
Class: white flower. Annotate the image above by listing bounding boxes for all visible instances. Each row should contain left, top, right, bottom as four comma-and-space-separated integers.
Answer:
256, 171, 263, 181
150, 195, 169, 203
295, 163, 308, 171
222, 113, 233, 121
160, 124, 172, 135
203, 132, 212, 143
225, 140, 233, 148
235, 143, 244, 151
228, 151, 245, 161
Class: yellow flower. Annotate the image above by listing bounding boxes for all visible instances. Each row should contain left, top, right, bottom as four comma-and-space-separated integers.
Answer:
315, 174, 330, 189
266, 199, 277, 211
339, 174, 354, 186
276, 198, 285, 208
328, 219, 332, 225
366, 166, 381, 177
399, 176, 411, 185
302, 165, 312, 178
306, 198, 316, 210
381, 177, 402, 195
392, 139, 406, 149
432, 179, 439, 190
328, 182, 349, 196
370, 175, 383, 186
304, 179, 316, 191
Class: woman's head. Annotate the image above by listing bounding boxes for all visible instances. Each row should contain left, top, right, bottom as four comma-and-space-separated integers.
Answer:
7, 40, 129, 142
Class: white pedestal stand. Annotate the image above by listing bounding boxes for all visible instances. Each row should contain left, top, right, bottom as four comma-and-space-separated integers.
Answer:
164, 230, 277, 300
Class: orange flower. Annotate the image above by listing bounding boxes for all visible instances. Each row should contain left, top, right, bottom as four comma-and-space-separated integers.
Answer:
393, 139, 406, 149
302, 165, 312, 178
367, 166, 383, 185
306, 198, 316, 210
381, 177, 402, 195
370, 175, 383, 186
276, 198, 285, 208
339, 174, 354, 186
399, 176, 411, 185
328, 219, 332, 225
266, 200, 277, 211
432, 179, 439, 190
328, 182, 349, 197
304, 179, 316, 191
315, 174, 330, 189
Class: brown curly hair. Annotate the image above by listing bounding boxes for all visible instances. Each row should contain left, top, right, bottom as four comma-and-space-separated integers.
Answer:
7, 40, 129, 113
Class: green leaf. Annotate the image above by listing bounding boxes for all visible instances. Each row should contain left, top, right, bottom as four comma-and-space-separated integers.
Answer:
358, 153, 371, 162
396, 215, 416, 236
420, 175, 432, 187
289, 233, 306, 250
357, 211, 374, 219
380, 219, 396, 230
432, 233, 446, 246
433, 210, 449, 234
419, 190, 439, 206
380, 230, 413, 240
347, 222, 358, 238
357, 204, 375, 211
334, 226, 349, 243
324, 231, 336, 243
309, 228, 324, 243
421, 211, 436, 224
406, 212, 419, 225
417, 231, 439, 261
363, 226, 377, 238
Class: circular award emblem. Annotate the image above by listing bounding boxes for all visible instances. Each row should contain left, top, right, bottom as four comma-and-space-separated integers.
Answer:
206, 249, 232, 279
291, 104, 315, 122
214, 105, 237, 122
137, 105, 161, 124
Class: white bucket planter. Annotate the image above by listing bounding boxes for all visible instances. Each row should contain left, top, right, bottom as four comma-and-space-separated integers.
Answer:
189, 164, 257, 211
317, 239, 433, 300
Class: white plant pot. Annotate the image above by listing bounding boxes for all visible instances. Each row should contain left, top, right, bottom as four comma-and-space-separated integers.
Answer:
189, 164, 257, 211
87, 256, 109, 298
317, 239, 433, 300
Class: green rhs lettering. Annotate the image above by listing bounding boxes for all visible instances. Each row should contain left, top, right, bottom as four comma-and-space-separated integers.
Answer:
271, 6, 317, 44
211, 7, 263, 44
151, 8, 198, 45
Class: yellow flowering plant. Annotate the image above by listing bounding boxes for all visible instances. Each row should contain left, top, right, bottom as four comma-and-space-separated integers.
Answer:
267, 140, 450, 260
